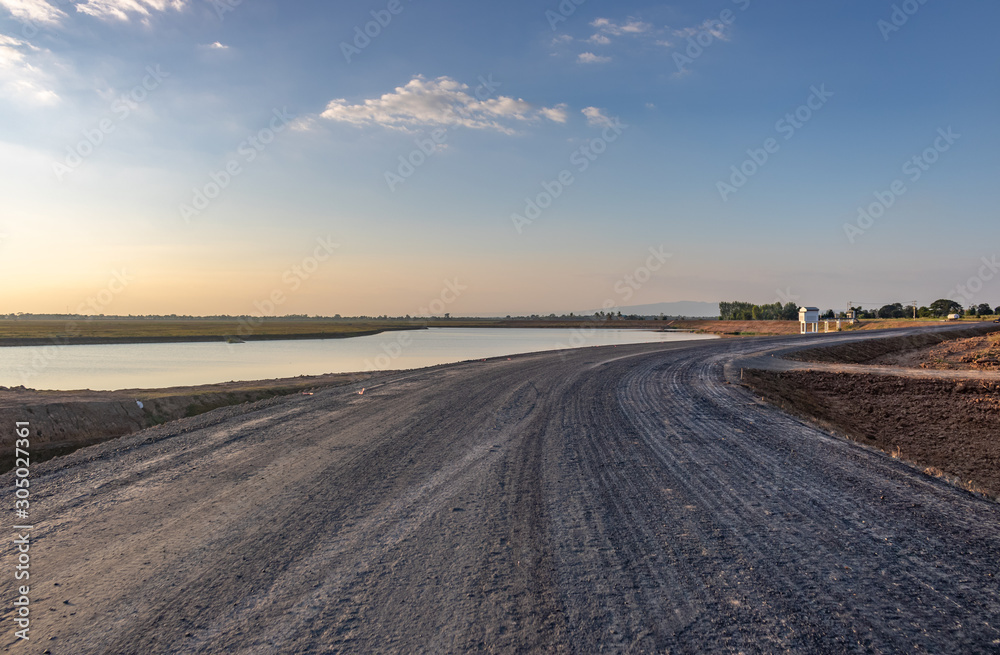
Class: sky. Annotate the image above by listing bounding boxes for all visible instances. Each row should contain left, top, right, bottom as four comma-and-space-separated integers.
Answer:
0, 0, 997, 317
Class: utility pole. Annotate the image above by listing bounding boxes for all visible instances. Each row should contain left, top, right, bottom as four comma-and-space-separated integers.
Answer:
912, 301, 918, 320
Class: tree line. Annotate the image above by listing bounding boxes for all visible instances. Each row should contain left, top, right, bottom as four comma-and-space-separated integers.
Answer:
720, 299, 1000, 321
719, 302, 801, 321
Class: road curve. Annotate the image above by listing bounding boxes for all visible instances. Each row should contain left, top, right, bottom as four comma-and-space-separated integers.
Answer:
4, 330, 999, 653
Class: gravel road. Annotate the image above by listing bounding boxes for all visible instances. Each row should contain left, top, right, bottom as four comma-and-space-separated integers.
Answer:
4, 330, 999, 653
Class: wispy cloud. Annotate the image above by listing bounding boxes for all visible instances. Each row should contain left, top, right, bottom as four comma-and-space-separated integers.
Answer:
0, 33, 58, 104
206, 41, 227, 49
0, 0, 187, 107
673, 19, 731, 42
577, 52, 611, 64
317, 75, 568, 134
568, 17, 652, 63
591, 17, 652, 37
582, 106, 613, 127
0, 0, 65, 24
74, 0, 186, 23
0, 0, 186, 25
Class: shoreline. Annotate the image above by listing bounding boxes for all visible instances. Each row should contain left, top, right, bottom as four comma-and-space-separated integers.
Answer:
0, 326, 423, 348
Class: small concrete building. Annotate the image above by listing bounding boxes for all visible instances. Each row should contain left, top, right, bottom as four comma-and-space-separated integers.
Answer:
799, 306, 820, 334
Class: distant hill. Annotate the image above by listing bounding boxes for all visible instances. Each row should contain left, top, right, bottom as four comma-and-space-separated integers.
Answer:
582, 301, 720, 318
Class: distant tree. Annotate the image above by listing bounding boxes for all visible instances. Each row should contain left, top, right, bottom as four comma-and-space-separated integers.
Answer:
976, 303, 993, 316
929, 298, 962, 317
822, 309, 835, 319
995, 306, 1000, 316
877, 303, 905, 319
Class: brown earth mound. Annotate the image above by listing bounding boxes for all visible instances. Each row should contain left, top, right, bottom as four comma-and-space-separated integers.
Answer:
744, 369, 1000, 499
787, 325, 999, 364
875, 332, 1000, 371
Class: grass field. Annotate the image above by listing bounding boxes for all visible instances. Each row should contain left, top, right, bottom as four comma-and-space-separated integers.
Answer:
0, 319, 420, 345
2, 315, 992, 345
0, 317, 677, 345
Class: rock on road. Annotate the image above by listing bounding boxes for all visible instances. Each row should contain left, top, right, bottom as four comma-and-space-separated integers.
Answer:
4, 332, 1000, 653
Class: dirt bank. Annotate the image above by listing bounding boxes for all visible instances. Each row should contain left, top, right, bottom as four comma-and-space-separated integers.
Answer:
787, 324, 999, 364
874, 331, 1000, 371
0, 371, 381, 471
744, 369, 1000, 499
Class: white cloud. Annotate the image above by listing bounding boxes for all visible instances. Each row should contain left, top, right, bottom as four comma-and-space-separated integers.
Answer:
0, 33, 58, 104
591, 17, 652, 37
317, 76, 568, 134
581, 106, 613, 127
674, 19, 731, 42
577, 52, 611, 64
74, 0, 186, 23
539, 104, 568, 123
587, 33, 611, 45
207, 41, 227, 49
551, 34, 572, 45
0, 0, 65, 24
1, 0, 184, 24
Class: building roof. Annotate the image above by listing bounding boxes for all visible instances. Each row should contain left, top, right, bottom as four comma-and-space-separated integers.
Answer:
799, 306, 820, 312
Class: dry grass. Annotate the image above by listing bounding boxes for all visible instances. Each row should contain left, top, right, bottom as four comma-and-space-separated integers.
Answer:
0, 319, 416, 340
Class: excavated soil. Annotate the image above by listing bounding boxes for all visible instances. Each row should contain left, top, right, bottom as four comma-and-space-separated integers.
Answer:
874, 331, 1000, 371
787, 324, 999, 364
744, 369, 1000, 499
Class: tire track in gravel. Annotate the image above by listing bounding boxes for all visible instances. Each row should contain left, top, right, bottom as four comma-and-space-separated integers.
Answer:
3, 330, 999, 653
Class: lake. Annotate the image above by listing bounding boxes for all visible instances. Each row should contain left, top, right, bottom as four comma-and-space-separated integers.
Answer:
0, 328, 716, 391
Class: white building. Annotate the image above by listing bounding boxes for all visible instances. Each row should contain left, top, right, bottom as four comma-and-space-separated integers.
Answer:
799, 306, 820, 334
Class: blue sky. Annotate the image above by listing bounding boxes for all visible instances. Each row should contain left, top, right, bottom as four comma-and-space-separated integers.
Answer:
1, 0, 997, 316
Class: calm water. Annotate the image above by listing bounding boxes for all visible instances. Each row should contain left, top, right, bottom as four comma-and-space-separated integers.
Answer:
0, 328, 715, 391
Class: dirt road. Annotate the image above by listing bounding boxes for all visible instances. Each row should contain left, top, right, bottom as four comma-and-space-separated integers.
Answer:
4, 330, 999, 653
